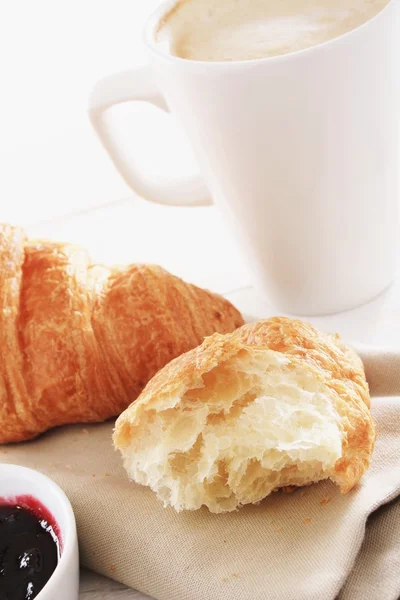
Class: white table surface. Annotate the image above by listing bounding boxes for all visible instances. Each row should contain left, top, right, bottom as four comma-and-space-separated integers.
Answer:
2, 2, 400, 597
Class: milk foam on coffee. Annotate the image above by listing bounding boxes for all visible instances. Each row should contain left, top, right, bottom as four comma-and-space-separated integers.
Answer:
156, 0, 390, 61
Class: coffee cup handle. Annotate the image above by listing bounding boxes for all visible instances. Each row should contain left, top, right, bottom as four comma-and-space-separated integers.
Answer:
88, 67, 213, 207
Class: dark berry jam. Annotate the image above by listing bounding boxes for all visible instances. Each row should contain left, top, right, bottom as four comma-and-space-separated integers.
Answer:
0, 496, 60, 600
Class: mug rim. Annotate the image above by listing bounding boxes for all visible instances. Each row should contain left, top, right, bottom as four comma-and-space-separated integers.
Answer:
144, 0, 395, 68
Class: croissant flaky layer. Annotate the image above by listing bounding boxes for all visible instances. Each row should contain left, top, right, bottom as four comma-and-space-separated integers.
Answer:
0, 223, 244, 443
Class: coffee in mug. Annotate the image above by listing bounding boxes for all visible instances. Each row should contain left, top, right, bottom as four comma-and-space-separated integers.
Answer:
157, 0, 390, 61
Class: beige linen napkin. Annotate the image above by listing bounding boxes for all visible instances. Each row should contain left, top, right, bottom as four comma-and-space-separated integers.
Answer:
339, 496, 400, 600
1, 351, 400, 600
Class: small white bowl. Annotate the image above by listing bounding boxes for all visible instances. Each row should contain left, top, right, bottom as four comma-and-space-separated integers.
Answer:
0, 464, 79, 600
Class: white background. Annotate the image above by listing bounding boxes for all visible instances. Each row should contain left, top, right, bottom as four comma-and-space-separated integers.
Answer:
0, 0, 152, 223
0, 0, 204, 222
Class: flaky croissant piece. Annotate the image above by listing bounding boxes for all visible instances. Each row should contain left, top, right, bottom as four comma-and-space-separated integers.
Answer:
114, 317, 375, 513
0, 223, 244, 444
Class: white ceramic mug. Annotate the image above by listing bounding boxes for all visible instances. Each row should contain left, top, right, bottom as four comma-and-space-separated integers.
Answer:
89, 0, 400, 316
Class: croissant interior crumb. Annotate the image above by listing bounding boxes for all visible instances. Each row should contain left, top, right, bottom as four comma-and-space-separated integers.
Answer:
118, 349, 343, 513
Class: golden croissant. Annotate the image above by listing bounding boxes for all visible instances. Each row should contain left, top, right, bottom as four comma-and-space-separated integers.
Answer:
0, 223, 244, 444
115, 317, 375, 513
